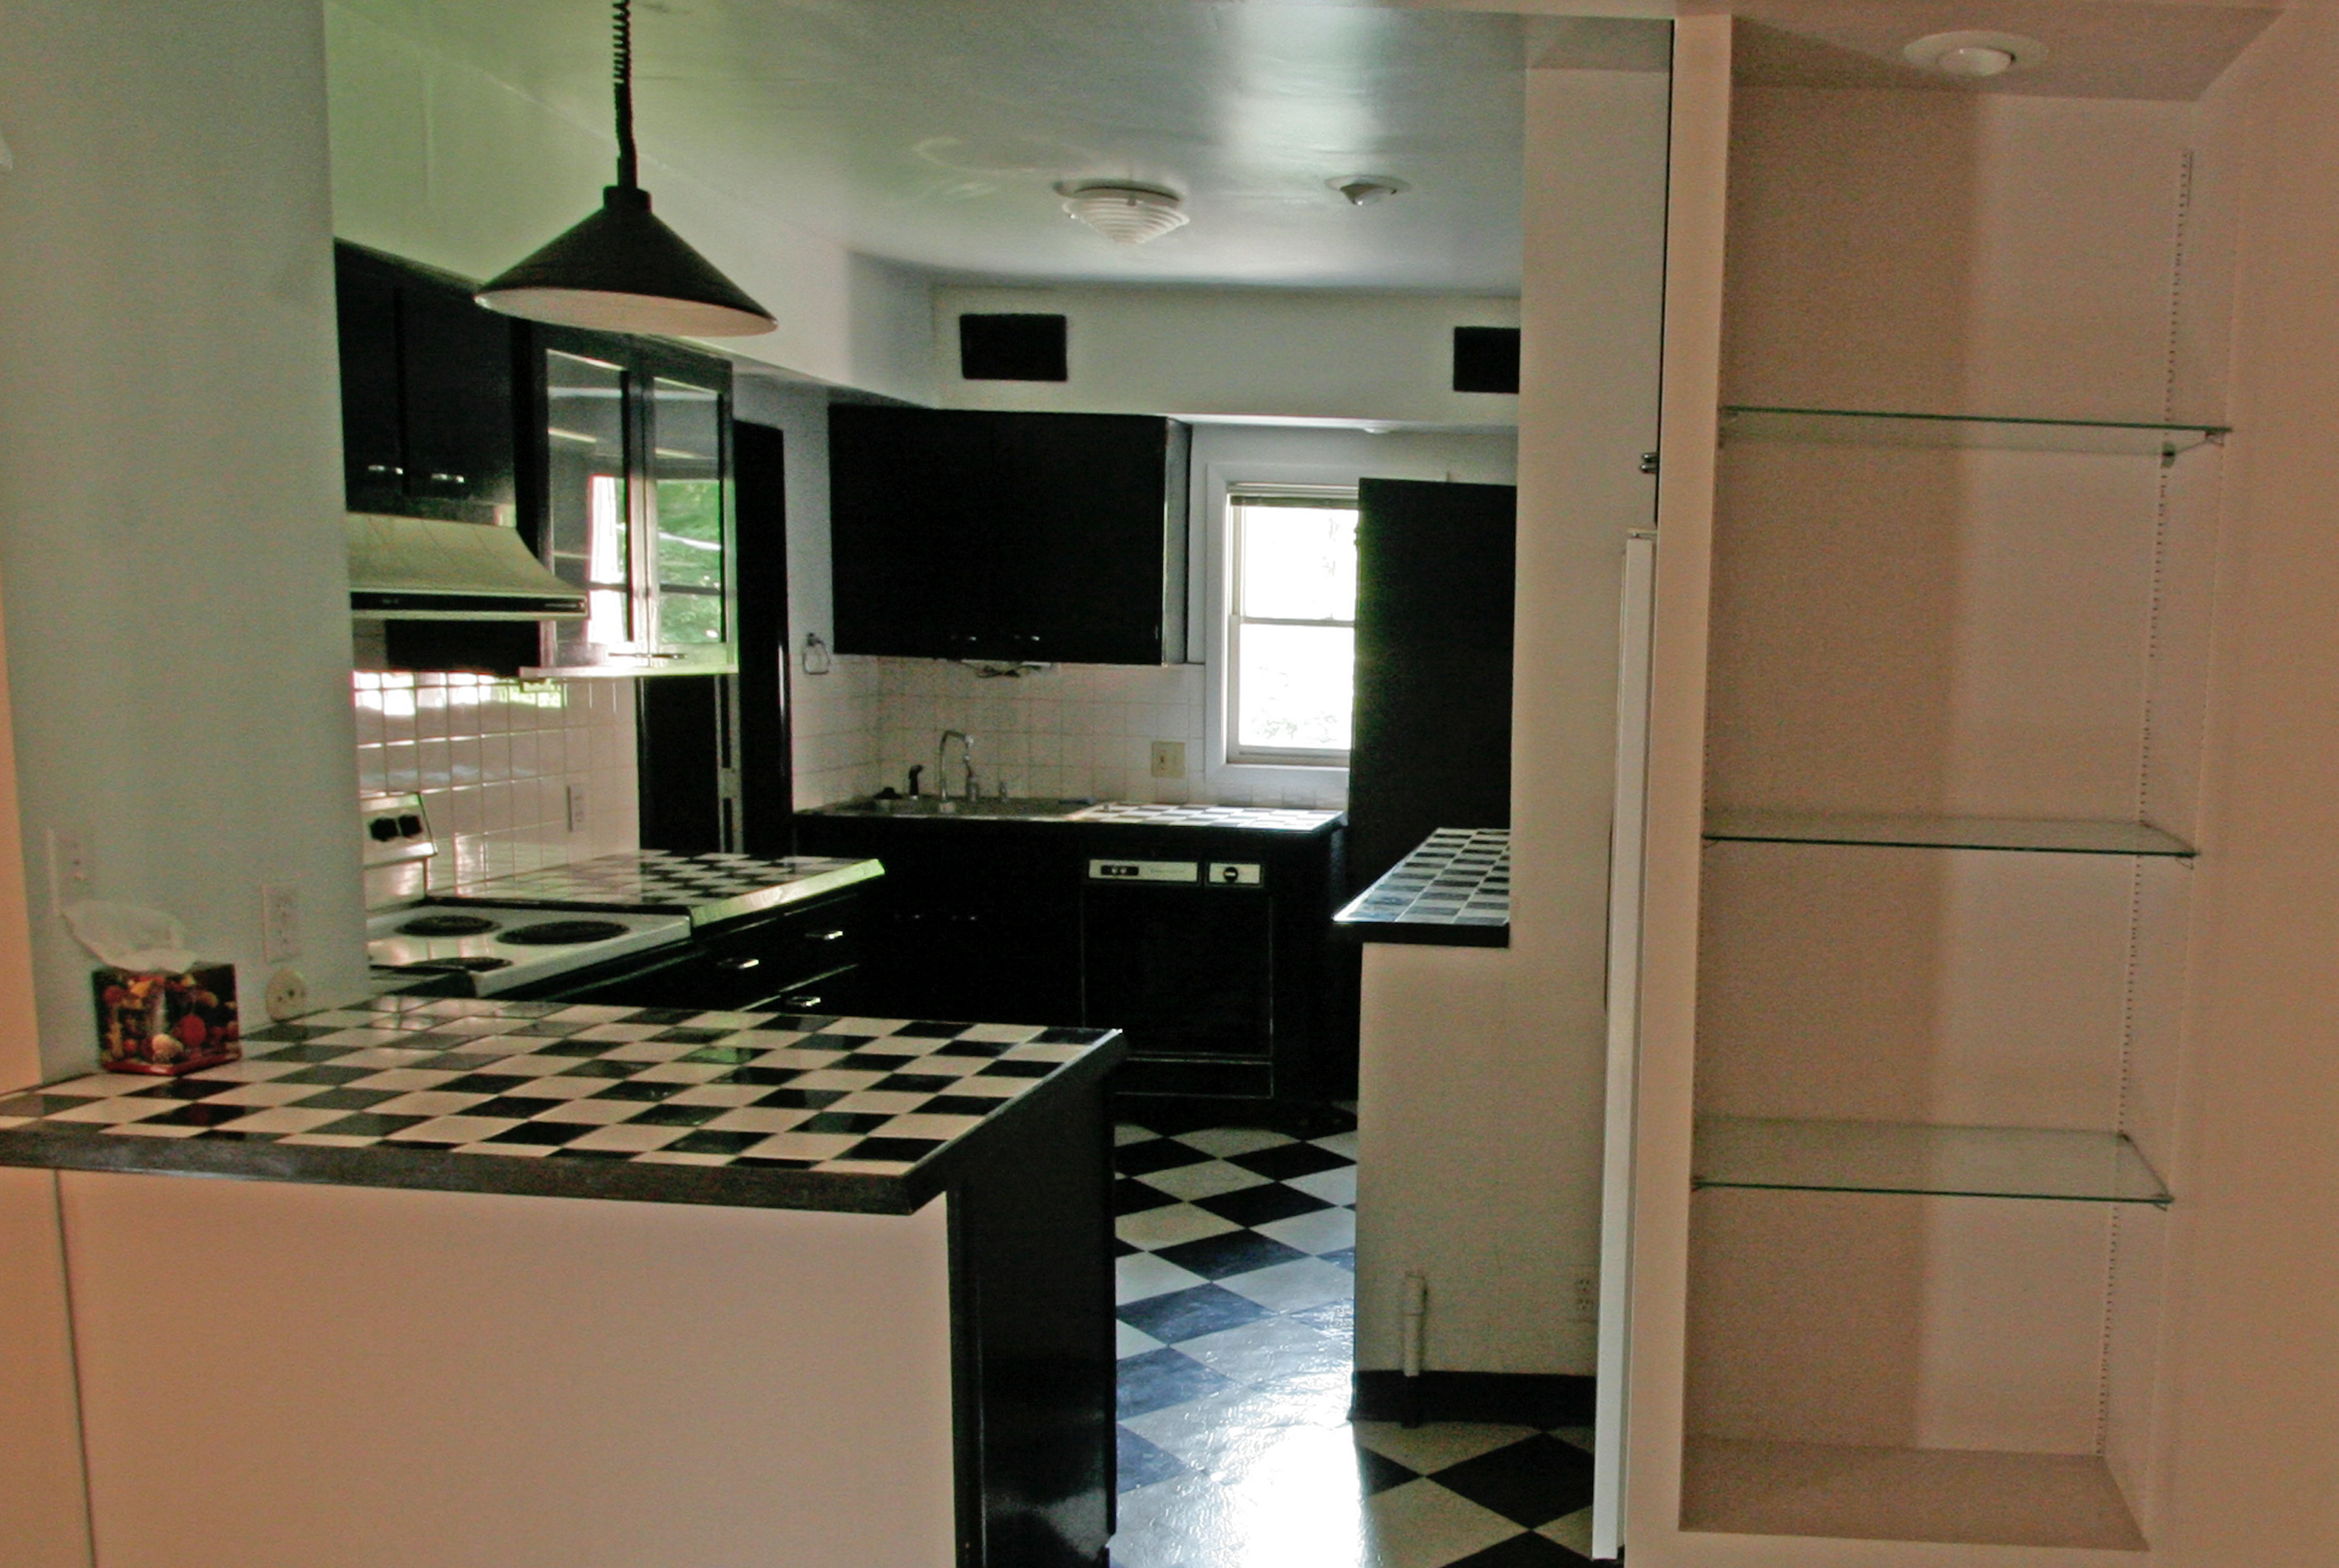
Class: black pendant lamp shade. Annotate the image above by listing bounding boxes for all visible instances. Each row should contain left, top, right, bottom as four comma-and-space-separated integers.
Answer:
476, 1, 775, 338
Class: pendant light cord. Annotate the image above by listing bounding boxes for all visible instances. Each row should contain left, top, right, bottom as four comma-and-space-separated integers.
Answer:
611, 0, 638, 191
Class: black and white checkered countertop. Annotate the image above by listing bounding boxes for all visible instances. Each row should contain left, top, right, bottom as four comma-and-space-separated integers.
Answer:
1068, 802, 1342, 833
1333, 828, 1511, 947
0, 996, 1121, 1215
445, 850, 883, 929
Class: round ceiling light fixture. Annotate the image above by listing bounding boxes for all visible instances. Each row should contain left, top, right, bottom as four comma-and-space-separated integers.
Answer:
1056, 181, 1189, 245
1902, 29, 2049, 79
1331, 175, 1408, 207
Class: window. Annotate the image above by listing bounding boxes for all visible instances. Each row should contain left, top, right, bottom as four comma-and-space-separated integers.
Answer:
1227, 486, 1359, 764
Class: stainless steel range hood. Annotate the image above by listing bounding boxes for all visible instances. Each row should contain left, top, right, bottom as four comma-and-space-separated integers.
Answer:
348, 514, 588, 621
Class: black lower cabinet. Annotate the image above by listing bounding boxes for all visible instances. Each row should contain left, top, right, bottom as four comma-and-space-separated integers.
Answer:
517, 890, 866, 1013
796, 814, 1349, 1105
949, 1061, 1116, 1565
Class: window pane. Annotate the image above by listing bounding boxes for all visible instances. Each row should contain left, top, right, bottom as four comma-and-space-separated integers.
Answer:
545, 351, 629, 652
1237, 504, 1358, 622
650, 377, 726, 646
1236, 623, 1354, 753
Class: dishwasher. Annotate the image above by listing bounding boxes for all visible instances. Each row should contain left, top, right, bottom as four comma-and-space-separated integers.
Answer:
1079, 856, 1277, 1097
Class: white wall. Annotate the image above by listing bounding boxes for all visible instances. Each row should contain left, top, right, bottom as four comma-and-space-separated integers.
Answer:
1354, 65, 1669, 1376
323, 0, 936, 404
0, 0, 369, 1080
933, 285, 1520, 426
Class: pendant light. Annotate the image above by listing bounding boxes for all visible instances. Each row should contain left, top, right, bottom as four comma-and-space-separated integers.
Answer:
475, 0, 775, 337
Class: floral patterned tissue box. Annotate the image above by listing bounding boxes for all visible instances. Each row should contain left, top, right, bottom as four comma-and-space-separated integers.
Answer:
91, 965, 241, 1075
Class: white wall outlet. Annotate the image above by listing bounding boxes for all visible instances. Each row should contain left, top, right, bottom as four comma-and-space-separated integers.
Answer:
264, 967, 309, 1022
1566, 1267, 1600, 1323
1151, 740, 1187, 780
262, 882, 301, 963
567, 782, 590, 833
46, 824, 91, 914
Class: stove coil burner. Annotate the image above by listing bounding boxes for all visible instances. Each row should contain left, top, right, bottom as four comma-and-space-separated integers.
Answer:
389, 956, 514, 974
398, 913, 502, 937
498, 919, 633, 947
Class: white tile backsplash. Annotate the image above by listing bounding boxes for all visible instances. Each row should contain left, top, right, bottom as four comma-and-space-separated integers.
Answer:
794, 657, 1345, 810
353, 671, 639, 889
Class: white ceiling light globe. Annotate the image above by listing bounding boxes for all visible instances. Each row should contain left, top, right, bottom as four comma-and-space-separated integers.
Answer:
1901, 30, 2049, 79
1938, 44, 2017, 77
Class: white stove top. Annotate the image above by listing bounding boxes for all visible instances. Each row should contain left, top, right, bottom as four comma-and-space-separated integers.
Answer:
366, 904, 688, 997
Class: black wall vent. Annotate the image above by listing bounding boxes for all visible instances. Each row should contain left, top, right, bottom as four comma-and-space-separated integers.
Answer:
1451, 326, 1522, 395
959, 313, 1069, 382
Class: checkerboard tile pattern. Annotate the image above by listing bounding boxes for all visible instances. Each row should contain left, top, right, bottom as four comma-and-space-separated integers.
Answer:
1112, 1120, 1595, 1568
1336, 829, 1512, 932
1072, 802, 1344, 832
446, 850, 876, 927
0, 997, 1111, 1179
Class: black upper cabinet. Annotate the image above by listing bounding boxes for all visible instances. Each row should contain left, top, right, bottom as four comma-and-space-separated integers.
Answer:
334, 242, 517, 525
829, 406, 1189, 665
829, 407, 991, 661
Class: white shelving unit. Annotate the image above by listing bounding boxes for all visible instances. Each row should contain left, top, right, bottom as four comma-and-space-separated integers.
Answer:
1618, 15, 2253, 1564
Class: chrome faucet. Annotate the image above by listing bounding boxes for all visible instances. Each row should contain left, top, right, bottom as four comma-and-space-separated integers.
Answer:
937, 730, 977, 801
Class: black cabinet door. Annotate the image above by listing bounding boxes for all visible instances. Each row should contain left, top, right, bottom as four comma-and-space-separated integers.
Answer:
829, 407, 1185, 664
333, 242, 517, 524
830, 405, 994, 659
1346, 477, 1516, 891
398, 282, 516, 515
986, 414, 1177, 665
335, 249, 406, 513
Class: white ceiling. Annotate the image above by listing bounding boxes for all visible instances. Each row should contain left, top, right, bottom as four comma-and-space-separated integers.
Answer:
361, 0, 1531, 292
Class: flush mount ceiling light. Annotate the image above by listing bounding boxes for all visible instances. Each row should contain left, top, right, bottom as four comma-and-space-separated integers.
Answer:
1056, 181, 1189, 245
1331, 176, 1408, 207
475, 0, 775, 337
1902, 29, 2050, 79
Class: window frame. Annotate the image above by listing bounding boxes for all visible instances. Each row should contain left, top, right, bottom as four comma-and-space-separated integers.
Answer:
1224, 484, 1360, 767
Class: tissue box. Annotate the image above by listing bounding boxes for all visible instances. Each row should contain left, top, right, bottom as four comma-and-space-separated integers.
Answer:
91, 965, 241, 1075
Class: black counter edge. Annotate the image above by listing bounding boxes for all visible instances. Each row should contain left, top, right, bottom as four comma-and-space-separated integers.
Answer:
1332, 917, 1510, 949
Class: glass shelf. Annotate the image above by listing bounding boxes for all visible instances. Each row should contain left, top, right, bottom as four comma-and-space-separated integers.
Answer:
1694, 1117, 2171, 1206
1721, 404, 2228, 457
1704, 810, 2195, 858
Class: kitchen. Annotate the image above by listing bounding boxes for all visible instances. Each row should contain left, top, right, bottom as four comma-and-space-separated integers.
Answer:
5, 3, 2339, 1568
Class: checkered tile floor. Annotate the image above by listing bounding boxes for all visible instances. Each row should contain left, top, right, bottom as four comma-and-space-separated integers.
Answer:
1112, 1119, 1596, 1568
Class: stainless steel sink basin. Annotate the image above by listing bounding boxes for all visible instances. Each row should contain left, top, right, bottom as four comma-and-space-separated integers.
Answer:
824, 796, 1094, 821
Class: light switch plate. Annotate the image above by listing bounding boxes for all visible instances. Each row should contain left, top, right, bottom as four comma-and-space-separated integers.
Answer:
262, 882, 301, 963
46, 824, 91, 914
1151, 740, 1187, 780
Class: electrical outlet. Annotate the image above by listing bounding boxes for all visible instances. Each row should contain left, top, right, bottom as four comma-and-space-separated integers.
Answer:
1566, 1267, 1600, 1324
567, 782, 590, 833
262, 882, 301, 963
1151, 740, 1187, 780
46, 824, 91, 914
265, 967, 310, 1022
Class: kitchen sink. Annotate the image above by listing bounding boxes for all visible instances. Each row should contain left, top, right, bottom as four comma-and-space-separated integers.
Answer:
822, 795, 1095, 821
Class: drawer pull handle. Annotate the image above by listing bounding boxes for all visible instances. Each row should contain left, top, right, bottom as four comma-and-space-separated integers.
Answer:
715, 956, 762, 971
804, 929, 847, 943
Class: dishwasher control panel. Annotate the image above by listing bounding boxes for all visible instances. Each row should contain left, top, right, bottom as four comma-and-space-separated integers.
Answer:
1087, 859, 1266, 887
1090, 859, 1197, 883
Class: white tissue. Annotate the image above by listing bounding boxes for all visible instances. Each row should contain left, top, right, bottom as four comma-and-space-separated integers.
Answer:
64, 901, 198, 975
